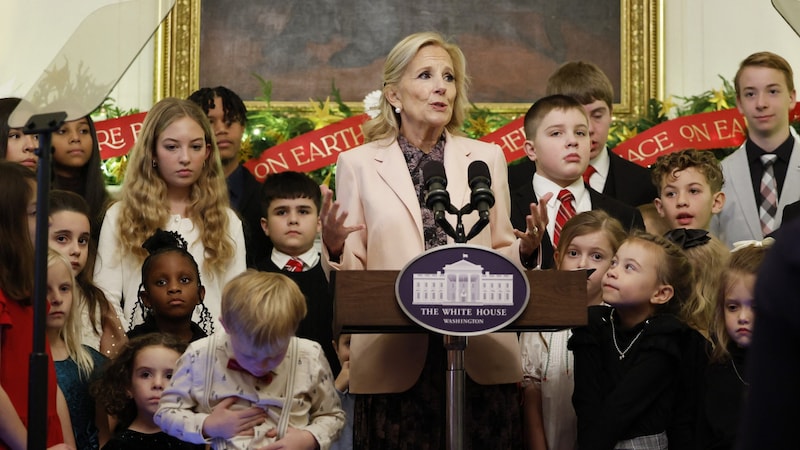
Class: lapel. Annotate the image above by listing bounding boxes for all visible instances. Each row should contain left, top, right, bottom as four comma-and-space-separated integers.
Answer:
374, 140, 423, 241
726, 147, 762, 237
603, 149, 618, 197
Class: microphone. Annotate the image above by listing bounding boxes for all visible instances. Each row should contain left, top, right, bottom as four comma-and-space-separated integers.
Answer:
422, 160, 451, 222
468, 160, 495, 221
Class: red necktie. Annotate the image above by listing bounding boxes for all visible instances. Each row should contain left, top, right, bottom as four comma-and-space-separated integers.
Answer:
582, 165, 597, 185
227, 358, 274, 383
283, 257, 304, 272
553, 189, 576, 247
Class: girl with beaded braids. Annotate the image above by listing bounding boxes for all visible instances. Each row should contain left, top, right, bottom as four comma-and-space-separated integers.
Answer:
127, 229, 212, 343
94, 97, 246, 333
568, 231, 708, 450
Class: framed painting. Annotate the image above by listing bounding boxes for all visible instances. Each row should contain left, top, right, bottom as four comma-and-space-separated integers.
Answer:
155, 0, 661, 119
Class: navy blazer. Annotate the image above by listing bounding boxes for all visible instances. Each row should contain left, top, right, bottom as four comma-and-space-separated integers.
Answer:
510, 182, 645, 269
507, 148, 657, 208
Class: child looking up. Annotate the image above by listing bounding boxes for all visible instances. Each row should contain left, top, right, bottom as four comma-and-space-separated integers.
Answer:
127, 229, 212, 343
255, 171, 339, 374
47, 249, 109, 449
569, 231, 707, 450
92, 333, 204, 449
651, 149, 726, 231
155, 271, 345, 450
698, 239, 773, 449
49, 190, 126, 357
520, 210, 627, 450
94, 97, 246, 331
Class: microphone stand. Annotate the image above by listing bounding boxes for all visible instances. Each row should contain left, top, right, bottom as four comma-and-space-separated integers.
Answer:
436, 204, 490, 244
433, 201, 491, 450
24, 112, 67, 450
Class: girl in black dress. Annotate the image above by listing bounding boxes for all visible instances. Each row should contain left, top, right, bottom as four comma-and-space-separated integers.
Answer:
569, 231, 708, 450
92, 333, 203, 450
698, 239, 772, 450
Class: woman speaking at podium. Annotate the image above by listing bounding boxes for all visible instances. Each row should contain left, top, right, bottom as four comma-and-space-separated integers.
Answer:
321, 31, 544, 449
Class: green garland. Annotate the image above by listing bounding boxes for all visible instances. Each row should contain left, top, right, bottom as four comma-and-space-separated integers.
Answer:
98, 76, 769, 186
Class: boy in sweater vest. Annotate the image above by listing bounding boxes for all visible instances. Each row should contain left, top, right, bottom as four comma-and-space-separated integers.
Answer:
254, 171, 340, 374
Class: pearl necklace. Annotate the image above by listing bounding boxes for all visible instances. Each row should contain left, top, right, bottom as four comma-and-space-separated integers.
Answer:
610, 310, 648, 360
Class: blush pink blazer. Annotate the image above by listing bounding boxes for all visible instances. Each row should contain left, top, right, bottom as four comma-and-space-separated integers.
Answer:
324, 132, 524, 394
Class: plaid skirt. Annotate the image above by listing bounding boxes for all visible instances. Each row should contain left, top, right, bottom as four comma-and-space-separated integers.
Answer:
615, 432, 668, 450
353, 334, 523, 450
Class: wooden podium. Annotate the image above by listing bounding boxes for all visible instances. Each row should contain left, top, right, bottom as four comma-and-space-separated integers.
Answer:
332, 268, 587, 449
333, 269, 587, 334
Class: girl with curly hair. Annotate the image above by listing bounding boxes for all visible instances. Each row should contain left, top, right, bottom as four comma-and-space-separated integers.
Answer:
92, 333, 203, 449
94, 98, 246, 331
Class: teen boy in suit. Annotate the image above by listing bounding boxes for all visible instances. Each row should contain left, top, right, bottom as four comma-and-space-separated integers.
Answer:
509, 61, 657, 208
710, 52, 800, 247
510, 95, 644, 269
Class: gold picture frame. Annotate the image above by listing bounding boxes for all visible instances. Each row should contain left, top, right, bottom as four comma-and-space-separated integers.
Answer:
154, 0, 662, 121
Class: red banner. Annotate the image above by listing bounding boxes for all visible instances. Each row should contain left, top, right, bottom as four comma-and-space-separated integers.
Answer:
477, 116, 527, 163
94, 103, 800, 174
479, 102, 800, 168
95, 112, 147, 159
610, 109, 746, 166
243, 114, 369, 181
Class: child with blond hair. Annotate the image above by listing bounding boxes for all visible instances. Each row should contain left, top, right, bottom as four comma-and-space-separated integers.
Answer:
94, 98, 246, 332
155, 271, 344, 450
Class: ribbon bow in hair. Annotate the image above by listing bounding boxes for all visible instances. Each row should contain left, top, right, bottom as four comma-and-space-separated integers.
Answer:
663, 228, 711, 250
731, 237, 776, 253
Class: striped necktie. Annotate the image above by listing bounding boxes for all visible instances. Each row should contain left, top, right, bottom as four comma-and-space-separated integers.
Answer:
283, 257, 304, 272
553, 189, 576, 247
759, 154, 779, 235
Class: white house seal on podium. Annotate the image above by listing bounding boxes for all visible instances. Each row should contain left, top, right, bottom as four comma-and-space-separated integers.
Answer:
395, 244, 530, 336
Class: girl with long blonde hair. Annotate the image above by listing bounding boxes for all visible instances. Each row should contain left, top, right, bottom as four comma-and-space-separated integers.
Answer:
94, 97, 246, 331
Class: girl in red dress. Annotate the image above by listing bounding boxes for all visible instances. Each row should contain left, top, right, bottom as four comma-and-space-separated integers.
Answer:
0, 161, 74, 450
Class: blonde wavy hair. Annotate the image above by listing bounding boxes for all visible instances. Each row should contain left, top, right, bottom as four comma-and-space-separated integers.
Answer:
362, 31, 470, 143
116, 97, 234, 276
678, 235, 730, 337
709, 242, 771, 362
48, 248, 95, 378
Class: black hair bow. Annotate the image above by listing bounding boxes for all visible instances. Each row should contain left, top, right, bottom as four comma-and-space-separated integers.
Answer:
663, 228, 710, 249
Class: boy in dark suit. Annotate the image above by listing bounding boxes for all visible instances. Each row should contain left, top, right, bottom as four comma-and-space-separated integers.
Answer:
254, 171, 340, 374
509, 61, 657, 208
510, 95, 644, 269
188, 86, 272, 267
